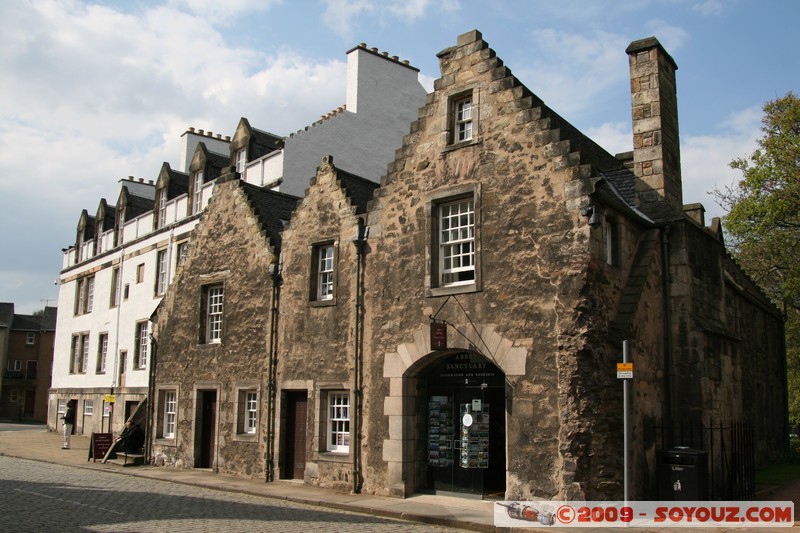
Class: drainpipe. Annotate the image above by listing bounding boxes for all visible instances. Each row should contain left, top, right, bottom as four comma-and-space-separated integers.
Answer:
265, 256, 282, 482
352, 217, 368, 494
146, 330, 157, 464
660, 225, 674, 447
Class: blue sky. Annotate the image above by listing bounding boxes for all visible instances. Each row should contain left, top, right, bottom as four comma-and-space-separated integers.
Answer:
1, 0, 798, 314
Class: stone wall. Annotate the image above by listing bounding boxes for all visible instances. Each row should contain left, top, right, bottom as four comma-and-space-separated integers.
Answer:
152, 174, 277, 477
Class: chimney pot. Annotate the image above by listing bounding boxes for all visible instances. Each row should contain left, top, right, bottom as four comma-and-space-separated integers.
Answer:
198, 129, 204, 135
188, 127, 195, 133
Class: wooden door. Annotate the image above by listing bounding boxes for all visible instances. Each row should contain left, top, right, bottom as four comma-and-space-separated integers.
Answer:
198, 391, 217, 468
283, 392, 307, 480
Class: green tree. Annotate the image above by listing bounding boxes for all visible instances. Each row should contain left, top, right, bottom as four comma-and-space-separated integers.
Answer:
716, 92, 800, 425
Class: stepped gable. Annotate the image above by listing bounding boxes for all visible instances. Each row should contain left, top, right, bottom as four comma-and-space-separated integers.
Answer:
239, 181, 300, 249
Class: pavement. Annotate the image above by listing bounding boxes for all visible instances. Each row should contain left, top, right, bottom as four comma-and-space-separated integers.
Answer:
1, 423, 799, 532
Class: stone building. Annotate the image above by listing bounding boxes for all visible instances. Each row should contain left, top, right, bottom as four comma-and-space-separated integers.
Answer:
49, 41, 426, 437
148, 30, 786, 502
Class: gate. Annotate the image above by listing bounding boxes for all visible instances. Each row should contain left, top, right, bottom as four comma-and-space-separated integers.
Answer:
652, 419, 755, 500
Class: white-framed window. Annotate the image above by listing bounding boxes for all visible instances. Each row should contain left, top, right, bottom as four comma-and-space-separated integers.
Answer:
134, 321, 148, 369
84, 400, 93, 416
202, 284, 224, 343
455, 96, 473, 142
6, 359, 21, 372
86, 276, 94, 313
192, 170, 203, 215
327, 392, 350, 453
317, 244, 334, 301
75, 278, 85, 315
236, 389, 258, 436
70, 333, 89, 374
245, 391, 258, 434
157, 188, 167, 228
96, 333, 108, 374
26, 332, 35, 345
57, 399, 66, 415
155, 249, 168, 295
110, 266, 121, 308
163, 390, 176, 438
234, 149, 246, 173
176, 241, 189, 266
439, 198, 475, 286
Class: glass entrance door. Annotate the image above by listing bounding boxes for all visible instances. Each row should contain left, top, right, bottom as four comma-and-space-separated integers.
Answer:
425, 352, 505, 498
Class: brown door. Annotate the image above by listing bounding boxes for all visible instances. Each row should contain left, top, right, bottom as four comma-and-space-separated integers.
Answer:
197, 390, 217, 468
283, 391, 307, 480
24, 390, 35, 417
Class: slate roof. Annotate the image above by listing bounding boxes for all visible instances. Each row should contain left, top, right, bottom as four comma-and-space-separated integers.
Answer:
250, 128, 284, 161
335, 169, 379, 215
124, 188, 155, 219
163, 165, 189, 200
240, 182, 300, 250
8, 307, 57, 332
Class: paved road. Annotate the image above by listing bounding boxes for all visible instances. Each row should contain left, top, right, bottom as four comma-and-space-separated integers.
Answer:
0, 456, 455, 532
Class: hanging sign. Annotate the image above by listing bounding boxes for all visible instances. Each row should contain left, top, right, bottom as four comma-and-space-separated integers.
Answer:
430, 322, 447, 350
104, 394, 116, 403
616, 362, 633, 379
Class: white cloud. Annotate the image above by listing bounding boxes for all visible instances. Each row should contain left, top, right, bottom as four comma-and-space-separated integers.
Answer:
691, 0, 724, 16
321, 0, 459, 37
0, 0, 351, 310
680, 106, 761, 221
167, 0, 282, 22
643, 19, 689, 52
513, 29, 630, 117
585, 122, 632, 156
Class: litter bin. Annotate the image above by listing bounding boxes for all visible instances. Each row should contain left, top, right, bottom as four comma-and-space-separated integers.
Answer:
658, 447, 708, 500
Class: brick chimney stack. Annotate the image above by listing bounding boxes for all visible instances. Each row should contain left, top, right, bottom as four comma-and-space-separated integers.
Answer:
626, 37, 682, 217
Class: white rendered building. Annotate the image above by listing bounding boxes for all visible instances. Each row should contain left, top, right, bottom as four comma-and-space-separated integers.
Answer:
48, 43, 427, 435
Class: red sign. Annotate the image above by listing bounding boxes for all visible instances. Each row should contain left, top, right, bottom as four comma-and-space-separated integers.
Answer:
430, 322, 447, 350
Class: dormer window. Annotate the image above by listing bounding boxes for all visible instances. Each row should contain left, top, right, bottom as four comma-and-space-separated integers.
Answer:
192, 170, 204, 215
234, 149, 246, 173
115, 207, 125, 247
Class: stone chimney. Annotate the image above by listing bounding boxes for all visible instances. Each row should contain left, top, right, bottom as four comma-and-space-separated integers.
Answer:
626, 37, 682, 216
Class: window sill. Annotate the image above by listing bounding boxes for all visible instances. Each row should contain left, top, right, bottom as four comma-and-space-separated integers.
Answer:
427, 282, 479, 298
233, 433, 258, 443
442, 138, 481, 154
310, 299, 336, 308
155, 437, 176, 447
318, 451, 351, 463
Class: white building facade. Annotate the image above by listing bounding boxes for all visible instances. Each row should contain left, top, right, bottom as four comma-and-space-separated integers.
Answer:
48, 43, 427, 435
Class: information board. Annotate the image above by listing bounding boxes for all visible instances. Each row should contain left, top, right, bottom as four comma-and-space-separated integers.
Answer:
88, 432, 114, 462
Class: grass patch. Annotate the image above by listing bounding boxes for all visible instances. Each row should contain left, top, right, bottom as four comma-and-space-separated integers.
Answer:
756, 462, 800, 485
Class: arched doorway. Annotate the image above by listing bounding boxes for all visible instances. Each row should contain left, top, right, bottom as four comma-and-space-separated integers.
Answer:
419, 351, 506, 498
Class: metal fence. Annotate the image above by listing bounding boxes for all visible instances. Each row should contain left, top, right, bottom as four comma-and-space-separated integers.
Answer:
653, 419, 755, 500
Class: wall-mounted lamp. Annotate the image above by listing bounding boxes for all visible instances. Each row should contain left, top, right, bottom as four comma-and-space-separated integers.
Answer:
581, 205, 602, 229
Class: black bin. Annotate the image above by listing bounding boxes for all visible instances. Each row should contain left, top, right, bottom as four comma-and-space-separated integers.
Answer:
658, 447, 708, 500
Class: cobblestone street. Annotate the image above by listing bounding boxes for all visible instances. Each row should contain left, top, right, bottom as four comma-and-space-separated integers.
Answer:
0, 456, 455, 532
